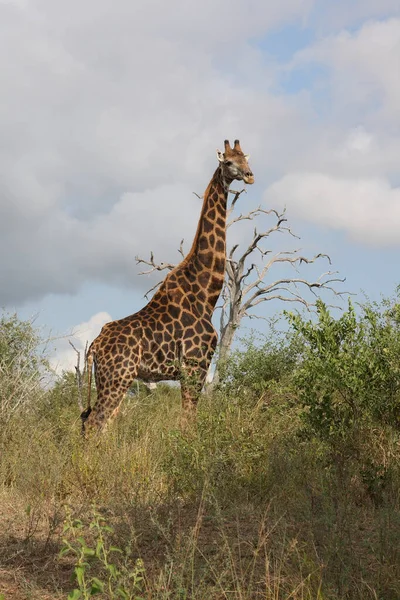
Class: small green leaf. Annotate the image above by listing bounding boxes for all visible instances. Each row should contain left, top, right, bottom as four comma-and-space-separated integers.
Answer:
59, 546, 72, 558
90, 577, 105, 594
107, 563, 118, 578
116, 587, 129, 599
95, 539, 103, 558
73, 519, 83, 528
75, 565, 85, 587
67, 590, 82, 600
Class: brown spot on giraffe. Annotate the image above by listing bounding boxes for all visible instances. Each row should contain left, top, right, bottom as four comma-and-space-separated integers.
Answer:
82, 139, 254, 433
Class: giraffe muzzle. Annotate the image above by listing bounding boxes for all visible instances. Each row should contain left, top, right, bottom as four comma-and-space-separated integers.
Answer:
243, 171, 254, 184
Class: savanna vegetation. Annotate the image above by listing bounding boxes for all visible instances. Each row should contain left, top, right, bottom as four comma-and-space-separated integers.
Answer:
1, 293, 400, 599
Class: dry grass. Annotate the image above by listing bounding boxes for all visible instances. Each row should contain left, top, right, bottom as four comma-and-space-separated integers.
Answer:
1, 386, 400, 599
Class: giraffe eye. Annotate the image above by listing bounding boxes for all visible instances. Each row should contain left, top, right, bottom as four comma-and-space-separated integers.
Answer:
225, 160, 232, 166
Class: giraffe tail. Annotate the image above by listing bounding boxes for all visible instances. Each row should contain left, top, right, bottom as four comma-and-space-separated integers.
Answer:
80, 344, 94, 424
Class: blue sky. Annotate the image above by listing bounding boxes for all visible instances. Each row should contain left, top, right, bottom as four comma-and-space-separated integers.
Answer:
1, 0, 399, 372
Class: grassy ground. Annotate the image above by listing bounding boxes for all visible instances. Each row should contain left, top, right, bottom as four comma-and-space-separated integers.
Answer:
1, 384, 400, 599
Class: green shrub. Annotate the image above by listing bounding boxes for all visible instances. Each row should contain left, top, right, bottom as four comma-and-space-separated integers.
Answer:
219, 330, 302, 396
286, 297, 400, 441
61, 507, 145, 599
0, 311, 48, 420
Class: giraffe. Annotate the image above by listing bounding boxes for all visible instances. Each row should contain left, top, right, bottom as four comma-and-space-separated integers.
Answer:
81, 139, 254, 432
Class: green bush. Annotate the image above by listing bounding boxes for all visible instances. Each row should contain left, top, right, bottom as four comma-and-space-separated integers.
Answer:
286, 297, 400, 441
61, 507, 145, 600
219, 330, 302, 396
0, 311, 48, 420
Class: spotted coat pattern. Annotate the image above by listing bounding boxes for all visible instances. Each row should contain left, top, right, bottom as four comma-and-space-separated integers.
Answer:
82, 140, 254, 432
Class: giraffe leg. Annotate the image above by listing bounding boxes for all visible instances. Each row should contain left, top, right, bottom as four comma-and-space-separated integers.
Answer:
179, 330, 217, 428
83, 385, 131, 434
179, 363, 208, 428
82, 346, 142, 436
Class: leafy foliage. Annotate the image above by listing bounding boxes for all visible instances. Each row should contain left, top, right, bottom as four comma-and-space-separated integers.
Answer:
286, 297, 400, 440
61, 508, 145, 599
218, 331, 302, 396
0, 311, 48, 419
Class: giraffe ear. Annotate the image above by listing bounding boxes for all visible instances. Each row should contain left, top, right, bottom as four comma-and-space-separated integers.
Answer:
216, 149, 224, 162
244, 154, 250, 161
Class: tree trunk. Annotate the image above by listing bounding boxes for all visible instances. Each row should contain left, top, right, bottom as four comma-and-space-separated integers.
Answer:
207, 305, 240, 390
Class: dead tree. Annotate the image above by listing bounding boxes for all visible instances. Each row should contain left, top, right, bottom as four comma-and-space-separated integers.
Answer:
136, 189, 345, 387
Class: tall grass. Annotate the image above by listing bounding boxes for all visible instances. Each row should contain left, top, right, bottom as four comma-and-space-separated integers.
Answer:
1, 382, 400, 599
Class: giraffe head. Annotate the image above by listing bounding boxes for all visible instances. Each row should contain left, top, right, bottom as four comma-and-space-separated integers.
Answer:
216, 139, 254, 185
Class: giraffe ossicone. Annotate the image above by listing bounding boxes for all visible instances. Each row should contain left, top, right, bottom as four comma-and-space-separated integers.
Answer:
81, 139, 254, 433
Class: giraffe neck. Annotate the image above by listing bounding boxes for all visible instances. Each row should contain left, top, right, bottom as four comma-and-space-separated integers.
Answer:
185, 166, 230, 310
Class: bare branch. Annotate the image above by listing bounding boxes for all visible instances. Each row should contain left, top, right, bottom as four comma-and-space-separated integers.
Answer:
143, 280, 163, 300
68, 340, 84, 412
233, 215, 301, 271
247, 313, 272, 322
178, 238, 185, 259
228, 188, 246, 213
135, 252, 176, 275
242, 292, 345, 311
228, 205, 285, 228
135, 240, 186, 298
241, 253, 334, 297
242, 275, 347, 314
225, 257, 236, 281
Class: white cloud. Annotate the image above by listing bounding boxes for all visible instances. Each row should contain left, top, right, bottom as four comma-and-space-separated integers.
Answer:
310, 1, 400, 32
261, 18, 400, 245
341, 127, 374, 156
1, 1, 400, 311
304, 125, 400, 179
50, 311, 111, 374
264, 172, 400, 244
292, 18, 400, 122
0, 0, 317, 305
